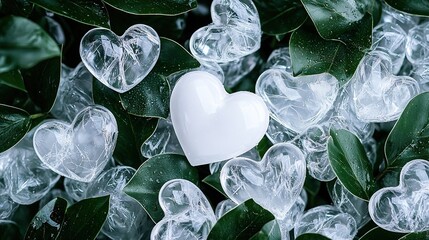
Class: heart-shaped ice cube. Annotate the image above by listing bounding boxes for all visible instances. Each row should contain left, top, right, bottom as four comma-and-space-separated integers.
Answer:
33, 105, 118, 182
80, 24, 160, 93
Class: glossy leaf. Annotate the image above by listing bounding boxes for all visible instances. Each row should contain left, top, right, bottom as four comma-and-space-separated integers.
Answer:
0, 104, 31, 153
328, 129, 376, 200
250, 220, 281, 240
0, 0, 33, 17
0, 70, 26, 91
359, 227, 405, 240
256, 135, 273, 158
207, 199, 275, 240
0, 220, 22, 240
56, 196, 109, 240
296, 233, 331, 240
30, 0, 110, 28
400, 231, 429, 240
202, 171, 227, 197
22, 56, 61, 112
385, 0, 429, 16
385, 92, 429, 169
102, 0, 197, 15
0, 16, 60, 73
123, 154, 199, 222
24, 198, 68, 240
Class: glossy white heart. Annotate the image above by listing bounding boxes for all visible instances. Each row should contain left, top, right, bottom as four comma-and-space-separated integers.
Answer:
170, 71, 269, 166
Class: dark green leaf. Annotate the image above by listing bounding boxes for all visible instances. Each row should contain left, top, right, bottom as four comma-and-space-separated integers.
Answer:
328, 129, 376, 200
0, 70, 26, 91
56, 196, 109, 240
24, 198, 68, 240
123, 154, 199, 222
304, 173, 321, 196
254, 0, 307, 35
102, 0, 197, 15
22, 56, 61, 112
202, 171, 227, 197
120, 73, 170, 118
290, 15, 372, 84
256, 135, 273, 159
359, 227, 405, 240
0, 104, 31, 152
385, 0, 429, 16
296, 233, 331, 240
0, 0, 33, 17
385, 92, 429, 169
400, 231, 429, 240
207, 199, 275, 240
30, 0, 110, 28
0, 16, 60, 73
93, 79, 157, 168
250, 220, 282, 240
0, 220, 22, 240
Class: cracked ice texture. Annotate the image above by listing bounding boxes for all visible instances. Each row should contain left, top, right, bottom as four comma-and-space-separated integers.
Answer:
380, 2, 419, 32
190, 0, 261, 63
220, 53, 260, 88
209, 147, 260, 174
80, 24, 160, 93
369, 160, 429, 233
351, 50, 419, 122
277, 190, 307, 236
51, 63, 94, 122
151, 179, 216, 240
215, 199, 237, 219
220, 143, 306, 219
294, 205, 357, 240
33, 105, 118, 182
406, 22, 429, 65
264, 47, 293, 73
256, 68, 339, 134
86, 166, 150, 240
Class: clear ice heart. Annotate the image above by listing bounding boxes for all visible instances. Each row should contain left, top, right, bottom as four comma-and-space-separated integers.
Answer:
33, 105, 118, 182
220, 143, 306, 219
190, 0, 261, 62
406, 21, 429, 65
276, 190, 307, 237
80, 24, 160, 93
380, 2, 419, 32
369, 159, 429, 233
215, 199, 237, 219
151, 179, 216, 240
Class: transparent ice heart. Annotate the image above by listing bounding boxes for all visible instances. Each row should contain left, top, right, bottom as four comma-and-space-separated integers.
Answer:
406, 22, 429, 65
209, 148, 260, 174
33, 105, 118, 182
151, 179, 216, 240
219, 52, 260, 88
80, 24, 160, 93
369, 159, 429, 233
266, 117, 298, 144
380, 2, 419, 32
215, 199, 237, 219
277, 190, 307, 235
294, 205, 357, 240
351, 50, 420, 122
256, 69, 339, 134
51, 63, 94, 122
264, 47, 292, 73
86, 166, 149, 239
220, 143, 306, 219
190, 0, 261, 62
0, 191, 17, 220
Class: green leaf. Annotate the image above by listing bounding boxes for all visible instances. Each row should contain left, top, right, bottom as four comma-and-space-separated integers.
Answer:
21, 56, 61, 113
56, 196, 109, 240
249, 220, 282, 240
385, 0, 429, 16
0, 220, 22, 240
120, 73, 170, 118
304, 173, 321, 196
328, 128, 376, 200
93, 79, 157, 168
0, 16, 60, 73
359, 227, 405, 240
253, 0, 308, 35
290, 15, 372, 84
202, 171, 227, 197
24, 198, 68, 240
0, 70, 26, 91
256, 135, 273, 159
385, 92, 429, 169
0, 104, 31, 153
123, 154, 199, 222
400, 231, 429, 240
30, 0, 110, 28
207, 199, 275, 240
0, 0, 33, 17
102, 0, 197, 15
296, 233, 331, 240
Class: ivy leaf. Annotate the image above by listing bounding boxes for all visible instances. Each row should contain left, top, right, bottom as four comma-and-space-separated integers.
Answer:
202, 171, 227, 197
0, 104, 31, 153
253, 0, 308, 35
385, 92, 429, 169
249, 220, 282, 240
24, 198, 68, 240
123, 154, 199, 223
56, 196, 110, 240
0, 16, 60, 73
359, 227, 405, 240
0, 220, 22, 240
296, 233, 331, 240
207, 199, 275, 240
385, 0, 429, 17
399, 231, 429, 240
328, 128, 377, 200
102, 0, 197, 15
0, 70, 26, 92
29, 0, 110, 28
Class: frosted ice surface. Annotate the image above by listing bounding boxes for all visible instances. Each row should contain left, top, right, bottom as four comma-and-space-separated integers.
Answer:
406, 22, 429, 65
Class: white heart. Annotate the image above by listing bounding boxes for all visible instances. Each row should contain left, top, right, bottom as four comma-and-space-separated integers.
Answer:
170, 71, 269, 166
